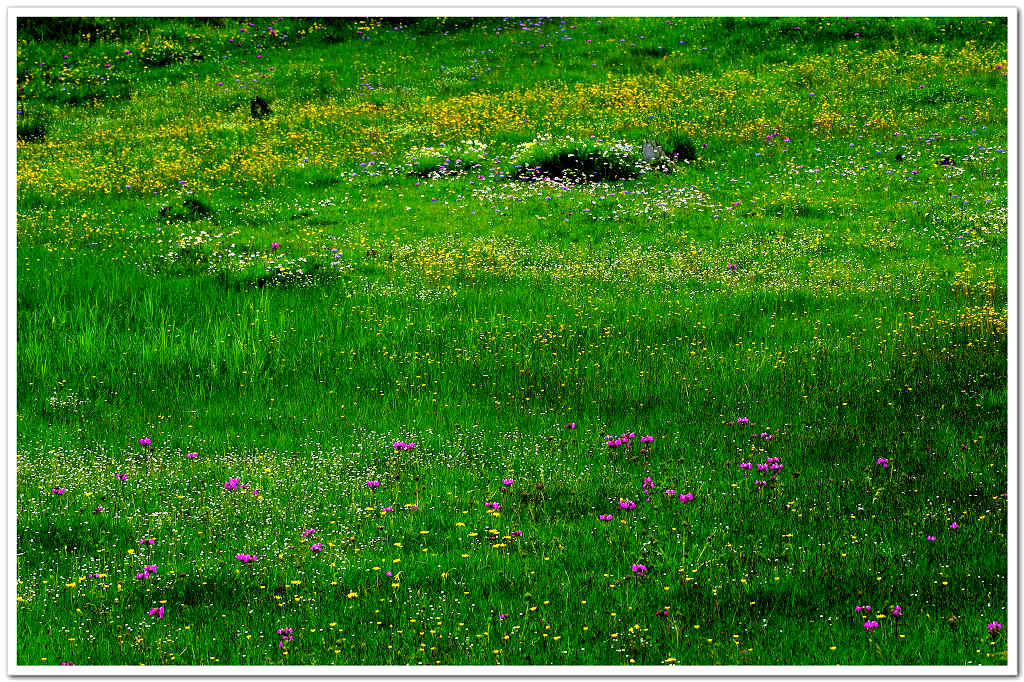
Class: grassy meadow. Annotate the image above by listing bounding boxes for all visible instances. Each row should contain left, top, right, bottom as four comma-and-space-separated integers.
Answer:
15, 16, 1010, 667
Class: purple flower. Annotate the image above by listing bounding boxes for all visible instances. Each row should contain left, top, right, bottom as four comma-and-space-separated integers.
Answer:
499, 613, 508, 620
988, 621, 1003, 633
754, 480, 767, 486
139, 538, 155, 545
148, 606, 165, 619
876, 458, 889, 468
727, 263, 738, 271
679, 492, 694, 503
564, 422, 577, 429
393, 441, 416, 451
271, 242, 280, 250
511, 530, 523, 537
739, 462, 752, 470
235, 553, 258, 563
599, 514, 613, 521
186, 452, 199, 459
927, 535, 937, 542
631, 563, 647, 576
115, 473, 128, 481
863, 620, 879, 631
51, 488, 67, 495
640, 435, 654, 443
735, 417, 749, 424
366, 480, 381, 489
502, 478, 514, 486
855, 605, 871, 612
949, 522, 958, 529
485, 501, 501, 511
139, 437, 151, 447
301, 528, 315, 537
224, 477, 240, 490
310, 543, 323, 552
618, 498, 636, 510
891, 605, 902, 617
93, 506, 104, 513
664, 489, 676, 496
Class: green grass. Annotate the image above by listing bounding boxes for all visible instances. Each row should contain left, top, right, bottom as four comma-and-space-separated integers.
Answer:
16, 16, 1008, 667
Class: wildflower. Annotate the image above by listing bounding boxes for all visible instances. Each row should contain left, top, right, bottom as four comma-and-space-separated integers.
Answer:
139, 437, 151, 447
502, 478, 514, 486
310, 543, 323, 552
727, 264, 738, 271
949, 522, 958, 529
891, 605, 902, 617
148, 606, 165, 619
927, 536, 937, 542
485, 501, 501, 510
499, 613, 508, 620
599, 514, 613, 521
679, 493, 694, 503
366, 480, 381, 489
564, 423, 577, 429
988, 621, 1002, 633
224, 478, 240, 491
511, 530, 523, 537
656, 609, 669, 616
876, 458, 889, 468
93, 506, 104, 513
735, 417, 750, 424
301, 528, 315, 537
640, 435, 654, 443
863, 620, 879, 631
138, 538, 155, 545
664, 489, 676, 496
754, 480, 767, 486
619, 498, 636, 510
186, 452, 199, 459
115, 473, 128, 481
271, 242, 280, 250
739, 462, 752, 469
393, 441, 416, 451
631, 564, 647, 576
51, 488, 67, 495
855, 605, 871, 612
235, 553, 258, 563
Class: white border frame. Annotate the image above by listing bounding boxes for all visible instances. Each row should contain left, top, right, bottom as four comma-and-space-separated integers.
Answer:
6, 5, 1018, 678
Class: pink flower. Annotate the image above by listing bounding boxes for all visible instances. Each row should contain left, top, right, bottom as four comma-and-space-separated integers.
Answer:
855, 605, 871, 612
988, 621, 1002, 633
599, 514, 613, 521
224, 478, 240, 491
863, 620, 879, 631
138, 538, 155, 545
51, 488, 67, 495
271, 242, 280, 250
499, 613, 508, 620
927, 535, 936, 542
148, 606, 165, 618
115, 473, 128, 481
485, 501, 501, 510
393, 441, 416, 451
735, 417, 749, 424
876, 458, 889, 468
301, 528, 315, 537
640, 435, 654, 443
631, 563, 647, 575
739, 462, 752, 470
679, 492, 694, 503
618, 498, 636, 510
891, 605, 902, 617
235, 553, 258, 563
310, 543, 323, 552
139, 437, 151, 447
502, 478, 514, 486
564, 422, 577, 429
664, 489, 676, 496
186, 452, 199, 459
949, 522, 958, 529
366, 480, 381, 489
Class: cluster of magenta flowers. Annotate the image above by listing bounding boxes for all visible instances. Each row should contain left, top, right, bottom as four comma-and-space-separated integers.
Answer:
726, 263, 738, 271
138, 537, 155, 545
186, 451, 199, 459
988, 621, 1003, 633
618, 498, 636, 510
502, 478, 514, 486
606, 432, 654, 448
310, 542, 323, 552
138, 437, 151, 447
135, 564, 158, 580
631, 563, 647, 576
51, 487, 67, 495
564, 422, 577, 429
485, 501, 501, 511
366, 480, 381, 489
115, 473, 128, 481
276, 627, 294, 648
740, 455, 783, 486
598, 514, 613, 521
642, 476, 655, 501
301, 528, 315, 537
855, 604, 903, 632
148, 606, 165, 619
392, 441, 416, 451
235, 553, 258, 563
223, 477, 259, 495
734, 416, 750, 424
876, 457, 890, 468
678, 492, 694, 503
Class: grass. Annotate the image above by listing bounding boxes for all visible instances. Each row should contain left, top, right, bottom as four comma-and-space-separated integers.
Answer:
16, 16, 1009, 667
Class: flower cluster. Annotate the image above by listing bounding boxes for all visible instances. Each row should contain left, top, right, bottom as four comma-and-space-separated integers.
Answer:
392, 441, 417, 451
